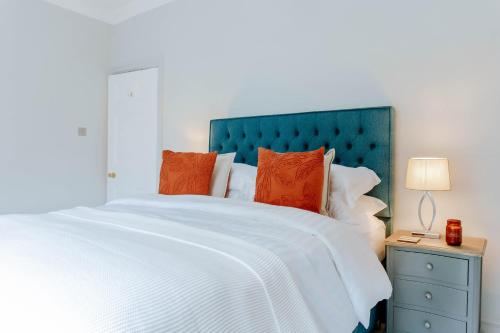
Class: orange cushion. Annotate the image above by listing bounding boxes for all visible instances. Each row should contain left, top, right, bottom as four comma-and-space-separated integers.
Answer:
254, 147, 325, 213
159, 150, 217, 195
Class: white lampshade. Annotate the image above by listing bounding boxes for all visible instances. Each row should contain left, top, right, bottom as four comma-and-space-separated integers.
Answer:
406, 157, 451, 191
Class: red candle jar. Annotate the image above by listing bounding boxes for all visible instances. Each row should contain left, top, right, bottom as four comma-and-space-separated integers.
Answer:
446, 219, 463, 246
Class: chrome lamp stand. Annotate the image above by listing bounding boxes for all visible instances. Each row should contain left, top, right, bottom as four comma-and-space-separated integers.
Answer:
411, 191, 441, 239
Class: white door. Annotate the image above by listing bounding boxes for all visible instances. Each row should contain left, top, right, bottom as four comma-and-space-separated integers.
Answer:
107, 68, 159, 201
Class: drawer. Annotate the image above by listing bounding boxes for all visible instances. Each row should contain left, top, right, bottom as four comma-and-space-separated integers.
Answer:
393, 250, 469, 286
394, 307, 466, 333
394, 279, 468, 317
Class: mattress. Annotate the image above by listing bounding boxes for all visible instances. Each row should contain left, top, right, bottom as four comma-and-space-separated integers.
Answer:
0, 195, 391, 333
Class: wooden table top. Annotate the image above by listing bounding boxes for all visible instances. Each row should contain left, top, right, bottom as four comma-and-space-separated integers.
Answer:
386, 230, 487, 257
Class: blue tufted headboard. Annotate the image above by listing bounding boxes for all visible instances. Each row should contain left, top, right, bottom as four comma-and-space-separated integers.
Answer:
209, 107, 393, 226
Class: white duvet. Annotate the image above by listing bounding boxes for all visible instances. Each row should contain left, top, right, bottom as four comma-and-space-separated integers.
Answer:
0, 195, 391, 333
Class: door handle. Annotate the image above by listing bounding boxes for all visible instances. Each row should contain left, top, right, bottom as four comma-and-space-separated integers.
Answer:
108, 172, 117, 179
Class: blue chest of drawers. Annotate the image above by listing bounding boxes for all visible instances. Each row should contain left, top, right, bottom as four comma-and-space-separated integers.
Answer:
386, 230, 486, 333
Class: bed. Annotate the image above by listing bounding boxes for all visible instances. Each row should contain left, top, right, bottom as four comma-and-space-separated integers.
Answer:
209, 106, 393, 332
0, 107, 393, 333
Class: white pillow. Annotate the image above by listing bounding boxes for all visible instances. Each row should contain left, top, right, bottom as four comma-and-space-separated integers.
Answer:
226, 163, 257, 201
331, 195, 387, 221
209, 153, 236, 197
330, 164, 381, 208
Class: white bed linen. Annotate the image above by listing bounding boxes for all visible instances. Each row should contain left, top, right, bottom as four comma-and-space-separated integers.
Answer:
369, 217, 387, 261
362, 216, 387, 261
335, 216, 387, 261
0, 195, 391, 333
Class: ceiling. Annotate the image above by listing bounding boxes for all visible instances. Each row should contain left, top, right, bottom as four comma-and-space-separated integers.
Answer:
43, 0, 175, 25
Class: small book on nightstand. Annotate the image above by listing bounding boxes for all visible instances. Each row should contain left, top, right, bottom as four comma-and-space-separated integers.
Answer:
397, 235, 421, 243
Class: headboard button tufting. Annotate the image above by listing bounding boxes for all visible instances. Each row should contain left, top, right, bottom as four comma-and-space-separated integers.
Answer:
358, 128, 364, 134
347, 143, 353, 150
370, 143, 376, 150
335, 128, 340, 135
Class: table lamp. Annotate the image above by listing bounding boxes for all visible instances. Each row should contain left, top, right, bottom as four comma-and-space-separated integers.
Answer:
406, 157, 451, 239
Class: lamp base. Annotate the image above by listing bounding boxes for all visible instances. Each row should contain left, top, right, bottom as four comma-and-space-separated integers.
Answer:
411, 231, 441, 239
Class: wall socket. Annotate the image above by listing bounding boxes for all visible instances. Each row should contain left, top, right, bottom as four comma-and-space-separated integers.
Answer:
78, 127, 87, 137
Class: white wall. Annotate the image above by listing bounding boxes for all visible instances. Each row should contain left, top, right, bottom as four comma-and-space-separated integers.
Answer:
0, 0, 111, 213
110, 0, 500, 329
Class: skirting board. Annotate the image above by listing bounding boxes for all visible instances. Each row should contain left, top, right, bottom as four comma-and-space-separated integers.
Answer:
481, 319, 500, 333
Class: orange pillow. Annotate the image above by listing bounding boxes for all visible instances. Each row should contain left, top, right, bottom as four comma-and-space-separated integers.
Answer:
254, 147, 325, 213
159, 150, 217, 195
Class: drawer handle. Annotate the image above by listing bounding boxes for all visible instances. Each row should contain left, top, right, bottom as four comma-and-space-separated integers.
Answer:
426, 263, 434, 271
424, 321, 432, 329
425, 291, 433, 300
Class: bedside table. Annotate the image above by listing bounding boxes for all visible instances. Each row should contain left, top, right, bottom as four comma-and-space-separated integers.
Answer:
386, 230, 486, 333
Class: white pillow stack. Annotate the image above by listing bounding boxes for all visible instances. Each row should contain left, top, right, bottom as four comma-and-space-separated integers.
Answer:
328, 164, 382, 211
226, 161, 387, 219
327, 164, 386, 233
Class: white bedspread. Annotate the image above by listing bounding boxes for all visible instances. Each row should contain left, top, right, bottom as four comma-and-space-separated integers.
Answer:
0, 195, 391, 333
